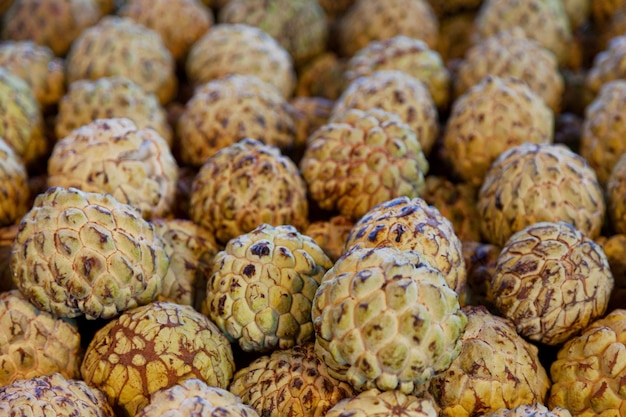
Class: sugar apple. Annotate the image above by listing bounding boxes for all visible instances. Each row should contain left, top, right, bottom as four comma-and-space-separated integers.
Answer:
324, 389, 440, 417
295, 52, 347, 100
429, 305, 551, 417
300, 108, 429, 220
55, 77, 173, 147
229, 342, 356, 417
290, 95, 333, 155
10, 187, 169, 320
0, 373, 114, 417
586, 35, 626, 102
189, 138, 308, 244
607, 153, 626, 234
477, 142, 605, 247
81, 301, 235, 417
312, 246, 467, 394
0, 137, 29, 227
483, 404, 573, 417
596, 234, 626, 311
176, 74, 296, 167
332, 70, 439, 156
344, 196, 466, 298
66, 16, 177, 105
186, 23, 295, 98
304, 214, 354, 263
461, 240, 501, 308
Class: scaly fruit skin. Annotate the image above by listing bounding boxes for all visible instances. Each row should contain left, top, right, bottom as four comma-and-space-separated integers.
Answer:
595, 234, 626, 311
190, 138, 308, 245
1, 0, 101, 56
0, 290, 82, 387
586, 36, 626, 103
177, 74, 296, 167
473, 0, 572, 67
332, 70, 439, 156
478, 143, 605, 247
608, 153, 626, 234
290, 95, 334, 152
81, 301, 235, 417
580, 80, 626, 186
56, 76, 173, 147
0, 41, 65, 108
0, 373, 114, 417
312, 246, 467, 394
204, 224, 332, 352
229, 342, 356, 417
304, 214, 354, 263
48, 118, 179, 220
0, 138, 29, 227
549, 309, 626, 415
301, 108, 429, 221
119, 0, 213, 61
186, 23, 295, 99
296, 52, 347, 100
429, 306, 551, 417
10, 187, 169, 320
219, 0, 328, 66
345, 35, 450, 110
483, 403, 573, 417
344, 196, 466, 298
136, 379, 259, 417
66, 16, 177, 105
337, 0, 438, 57
324, 389, 440, 417
490, 221, 613, 346
443, 76, 554, 187
455, 28, 564, 113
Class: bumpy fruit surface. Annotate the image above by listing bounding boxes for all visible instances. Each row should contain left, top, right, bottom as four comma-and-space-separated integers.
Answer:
0, 137, 28, 227
204, 224, 332, 352
332, 70, 439, 155
0, 290, 82, 387
301, 108, 429, 220
10, 187, 169, 320
549, 308, 626, 415
345, 36, 450, 110
0, 373, 114, 417
344, 196, 466, 297
136, 379, 259, 417
313, 246, 467, 394
586, 35, 626, 101
596, 234, 626, 311
229, 342, 356, 417
484, 404, 573, 417
56, 76, 173, 147
429, 306, 550, 417
66, 16, 177, 104
478, 143, 605, 247
186, 23, 295, 98
608, 153, 626, 234
304, 215, 354, 263
177, 74, 296, 167
296, 53, 347, 100
325, 389, 440, 417
81, 301, 235, 417
490, 221, 613, 345
48, 118, 179, 220
290, 95, 333, 152
443, 76, 554, 187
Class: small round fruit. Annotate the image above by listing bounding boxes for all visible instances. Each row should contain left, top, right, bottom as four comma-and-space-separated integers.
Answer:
0, 137, 28, 227
324, 389, 440, 417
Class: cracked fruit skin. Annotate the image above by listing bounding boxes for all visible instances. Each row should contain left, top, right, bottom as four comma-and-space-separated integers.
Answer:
10, 186, 169, 320
81, 301, 235, 417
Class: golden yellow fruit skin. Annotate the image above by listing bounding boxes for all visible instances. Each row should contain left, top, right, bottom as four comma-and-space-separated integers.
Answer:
581, 80, 626, 186
444, 76, 554, 187
304, 215, 354, 263
136, 379, 259, 417
81, 301, 235, 417
55, 76, 173, 147
205, 224, 332, 352
0, 41, 65, 107
477, 143, 605, 247
586, 36, 626, 102
1, 0, 101, 56
66, 16, 177, 105
483, 403, 573, 417
345, 35, 450, 110
10, 187, 169, 320
177, 74, 296, 167
296, 53, 347, 100
455, 28, 564, 113
324, 389, 439, 417
337, 0, 438, 57
595, 235, 626, 311
0, 138, 28, 227
0, 372, 115, 417
229, 342, 356, 417
429, 306, 550, 417
332, 70, 439, 156
473, 0, 572, 67
312, 246, 467, 394
186, 23, 295, 99
189, 138, 308, 245
344, 196, 466, 297
549, 309, 626, 416
0, 290, 82, 387
48, 118, 179, 220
